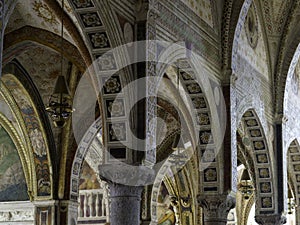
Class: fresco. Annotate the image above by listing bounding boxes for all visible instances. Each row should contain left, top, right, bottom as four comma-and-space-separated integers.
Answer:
79, 161, 100, 190
157, 183, 175, 225
0, 125, 29, 201
3, 76, 51, 196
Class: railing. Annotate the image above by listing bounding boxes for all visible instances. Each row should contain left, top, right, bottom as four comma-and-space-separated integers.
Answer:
78, 189, 109, 224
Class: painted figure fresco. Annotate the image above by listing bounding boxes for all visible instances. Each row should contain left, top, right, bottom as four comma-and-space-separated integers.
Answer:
0, 126, 28, 201
157, 183, 176, 225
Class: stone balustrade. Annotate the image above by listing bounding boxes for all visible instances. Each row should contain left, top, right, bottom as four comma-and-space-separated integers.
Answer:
78, 189, 109, 224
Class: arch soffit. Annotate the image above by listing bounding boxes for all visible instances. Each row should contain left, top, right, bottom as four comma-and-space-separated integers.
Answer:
157, 42, 231, 195
275, 2, 300, 114
231, 0, 271, 78
3, 26, 86, 72
237, 132, 256, 186
65, 0, 136, 168
157, 42, 223, 150
287, 139, 300, 205
70, 117, 102, 201
240, 109, 275, 214
222, 0, 247, 71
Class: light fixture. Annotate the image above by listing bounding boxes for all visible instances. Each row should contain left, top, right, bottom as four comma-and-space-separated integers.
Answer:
288, 188, 297, 214
46, 0, 73, 128
238, 169, 254, 200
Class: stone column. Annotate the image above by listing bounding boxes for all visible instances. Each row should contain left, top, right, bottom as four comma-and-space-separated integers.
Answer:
197, 194, 235, 225
109, 183, 143, 225
141, 185, 152, 225
274, 115, 287, 214
99, 164, 155, 225
296, 206, 300, 225
255, 214, 286, 225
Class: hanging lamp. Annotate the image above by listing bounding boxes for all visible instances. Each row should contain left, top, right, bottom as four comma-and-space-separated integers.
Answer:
46, 0, 73, 128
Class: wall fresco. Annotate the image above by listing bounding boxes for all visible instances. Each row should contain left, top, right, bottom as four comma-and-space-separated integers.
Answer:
3, 76, 51, 197
0, 125, 29, 201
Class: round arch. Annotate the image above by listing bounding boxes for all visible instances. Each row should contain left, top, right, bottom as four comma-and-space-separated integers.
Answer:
70, 117, 102, 201
0, 111, 34, 200
222, 0, 248, 71
239, 109, 275, 215
274, 9, 300, 114
3, 26, 87, 72
1, 71, 53, 198
287, 140, 300, 206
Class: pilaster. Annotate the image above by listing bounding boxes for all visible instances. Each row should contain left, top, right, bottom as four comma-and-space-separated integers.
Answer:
33, 200, 57, 225
60, 200, 78, 225
274, 114, 287, 214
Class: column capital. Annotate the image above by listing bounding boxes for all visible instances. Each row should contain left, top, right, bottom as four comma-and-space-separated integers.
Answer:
255, 214, 286, 225
221, 68, 235, 85
197, 194, 236, 223
99, 164, 155, 186
273, 113, 287, 124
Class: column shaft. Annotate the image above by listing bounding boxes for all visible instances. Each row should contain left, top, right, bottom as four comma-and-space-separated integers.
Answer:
109, 183, 143, 225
